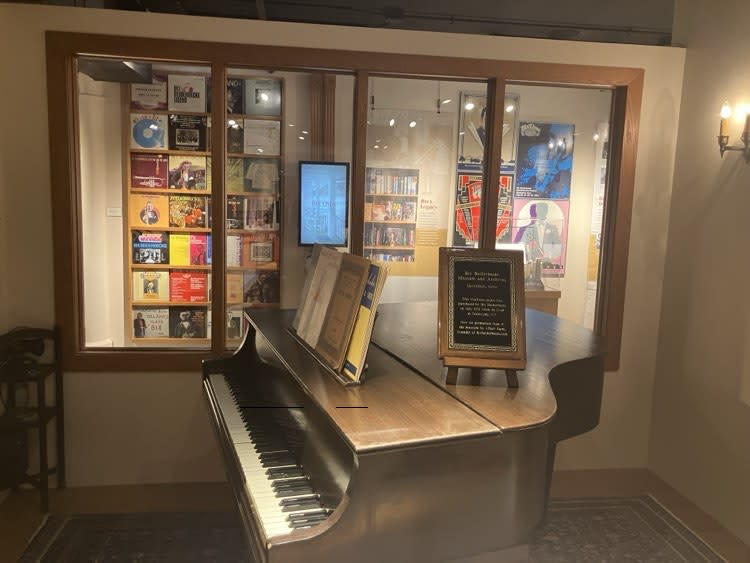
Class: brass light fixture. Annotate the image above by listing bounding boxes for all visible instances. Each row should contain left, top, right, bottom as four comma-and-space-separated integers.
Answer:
718, 101, 750, 162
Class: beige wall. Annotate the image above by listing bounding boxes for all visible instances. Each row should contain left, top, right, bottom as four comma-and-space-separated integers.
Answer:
650, 0, 750, 545
0, 4, 685, 485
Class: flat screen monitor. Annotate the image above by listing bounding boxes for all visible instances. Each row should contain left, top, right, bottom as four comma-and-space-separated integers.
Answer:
298, 161, 349, 247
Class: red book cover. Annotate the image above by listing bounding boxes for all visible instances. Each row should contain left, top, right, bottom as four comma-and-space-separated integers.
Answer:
169, 271, 208, 302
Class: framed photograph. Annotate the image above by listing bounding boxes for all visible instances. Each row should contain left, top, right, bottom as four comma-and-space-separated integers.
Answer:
438, 247, 526, 371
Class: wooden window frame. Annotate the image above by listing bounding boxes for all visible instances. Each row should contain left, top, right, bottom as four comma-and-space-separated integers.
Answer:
46, 31, 642, 372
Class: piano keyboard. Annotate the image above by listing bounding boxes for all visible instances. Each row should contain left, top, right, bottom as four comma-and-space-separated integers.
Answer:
209, 373, 332, 537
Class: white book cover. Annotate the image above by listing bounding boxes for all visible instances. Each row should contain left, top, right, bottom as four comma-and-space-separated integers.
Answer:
168, 74, 207, 113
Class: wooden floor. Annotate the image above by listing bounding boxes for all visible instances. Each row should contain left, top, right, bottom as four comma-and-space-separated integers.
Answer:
1, 470, 748, 563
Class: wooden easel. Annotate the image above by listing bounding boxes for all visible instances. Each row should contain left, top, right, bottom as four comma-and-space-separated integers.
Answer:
444, 359, 521, 388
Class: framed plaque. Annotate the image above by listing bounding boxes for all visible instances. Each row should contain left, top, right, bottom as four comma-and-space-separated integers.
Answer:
438, 247, 526, 372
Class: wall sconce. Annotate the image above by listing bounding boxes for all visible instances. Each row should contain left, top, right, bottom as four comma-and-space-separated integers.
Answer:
718, 101, 750, 162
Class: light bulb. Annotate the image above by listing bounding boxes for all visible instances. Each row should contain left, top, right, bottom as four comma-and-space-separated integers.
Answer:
720, 101, 733, 119
593, 133, 600, 141
302, 130, 309, 135
464, 102, 475, 110
505, 104, 515, 112
298, 136, 305, 140
409, 121, 417, 128
374, 145, 380, 149
389, 118, 395, 127
442, 98, 452, 105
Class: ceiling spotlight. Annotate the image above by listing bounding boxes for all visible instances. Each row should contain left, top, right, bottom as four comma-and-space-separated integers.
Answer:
505, 104, 515, 112
389, 118, 395, 127
459, 131, 465, 136
409, 121, 417, 128
442, 98, 452, 105
593, 133, 600, 141
302, 130, 309, 135
557, 139, 564, 147
298, 136, 305, 140
288, 123, 295, 127
464, 102, 475, 110
227, 119, 236, 126
231, 124, 240, 129
548, 141, 555, 149
257, 148, 264, 153
374, 144, 380, 149
383, 145, 389, 149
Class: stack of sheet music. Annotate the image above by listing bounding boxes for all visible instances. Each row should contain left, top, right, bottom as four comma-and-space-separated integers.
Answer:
292, 245, 388, 383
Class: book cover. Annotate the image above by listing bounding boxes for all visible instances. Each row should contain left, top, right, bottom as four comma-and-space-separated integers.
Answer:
169, 195, 208, 228
132, 270, 169, 301
241, 232, 278, 267
168, 114, 208, 152
168, 155, 207, 190
169, 306, 207, 338
243, 119, 280, 155
130, 153, 168, 189
130, 113, 167, 150
168, 74, 207, 113
227, 124, 244, 154
315, 253, 371, 371
132, 231, 169, 264
129, 194, 169, 229
227, 273, 244, 303
130, 72, 167, 110
244, 196, 278, 230
169, 271, 208, 302
189, 234, 209, 265
226, 235, 242, 267
226, 308, 244, 339
292, 244, 322, 331
244, 158, 279, 193
295, 246, 343, 347
226, 78, 244, 115
342, 263, 389, 381
243, 270, 280, 305
169, 233, 190, 266
371, 204, 386, 221
226, 158, 246, 193
243, 78, 281, 116
132, 307, 170, 338
226, 195, 245, 230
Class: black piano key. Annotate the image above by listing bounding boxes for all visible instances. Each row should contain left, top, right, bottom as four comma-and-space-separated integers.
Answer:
275, 486, 314, 498
266, 467, 304, 479
262, 458, 297, 468
280, 498, 321, 512
272, 477, 310, 491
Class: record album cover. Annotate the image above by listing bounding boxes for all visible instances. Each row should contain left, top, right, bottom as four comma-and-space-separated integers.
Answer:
168, 114, 208, 152
243, 79, 281, 116
169, 306, 207, 338
130, 73, 167, 110
132, 307, 169, 338
243, 119, 280, 156
129, 194, 169, 229
130, 113, 167, 150
168, 74, 207, 113
168, 155, 207, 190
169, 195, 208, 229
131, 231, 169, 264
132, 270, 169, 301
226, 78, 244, 115
130, 153, 168, 189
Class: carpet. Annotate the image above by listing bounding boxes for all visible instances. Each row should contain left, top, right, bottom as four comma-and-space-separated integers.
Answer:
19, 496, 725, 562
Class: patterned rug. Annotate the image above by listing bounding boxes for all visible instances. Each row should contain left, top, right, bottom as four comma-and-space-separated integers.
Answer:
19, 496, 725, 562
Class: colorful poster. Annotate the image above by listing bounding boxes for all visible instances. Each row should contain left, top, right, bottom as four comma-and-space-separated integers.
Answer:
515, 122, 575, 199
512, 198, 570, 276
453, 174, 514, 246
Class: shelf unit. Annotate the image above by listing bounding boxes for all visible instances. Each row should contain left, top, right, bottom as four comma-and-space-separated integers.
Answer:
125, 72, 213, 343
364, 167, 419, 263
0, 327, 64, 512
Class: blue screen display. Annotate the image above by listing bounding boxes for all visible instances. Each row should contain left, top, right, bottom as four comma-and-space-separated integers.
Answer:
299, 162, 349, 246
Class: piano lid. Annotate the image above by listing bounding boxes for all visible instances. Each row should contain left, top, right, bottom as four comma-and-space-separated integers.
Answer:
371, 301, 606, 432
247, 309, 499, 454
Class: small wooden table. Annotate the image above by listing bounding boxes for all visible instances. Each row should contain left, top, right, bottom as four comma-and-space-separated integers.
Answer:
525, 289, 562, 316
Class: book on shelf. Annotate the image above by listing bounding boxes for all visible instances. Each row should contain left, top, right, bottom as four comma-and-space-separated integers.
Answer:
226, 195, 245, 230
243, 270, 280, 305
226, 78, 244, 115
133, 270, 169, 301
242, 232, 279, 266
244, 196, 278, 230
169, 195, 209, 228
168, 114, 208, 152
132, 307, 170, 338
341, 263, 389, 382
243, 119, 280, 156
168, 155, 207, 190
169, 271, 209, 303
130, 113, 167, 150
366, 168, 418, 195
168, 74, 207, 113
244, 79, 281, 116
131, 153, 168, 189
129, 194, 169, 229
132, 231, 169, 264
226, 235, 242, 267
227, 124, 244, 154
227, 272, 244, 303
169, 306, 207, 338
130, 72, 167, 111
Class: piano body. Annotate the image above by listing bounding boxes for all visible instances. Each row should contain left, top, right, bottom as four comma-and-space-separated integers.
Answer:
203, 302, 604, 563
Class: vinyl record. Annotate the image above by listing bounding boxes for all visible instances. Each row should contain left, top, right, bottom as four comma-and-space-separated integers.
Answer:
133, 118, 164, 149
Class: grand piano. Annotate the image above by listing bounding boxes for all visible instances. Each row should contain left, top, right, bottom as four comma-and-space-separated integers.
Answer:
202, 301, 605, 562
